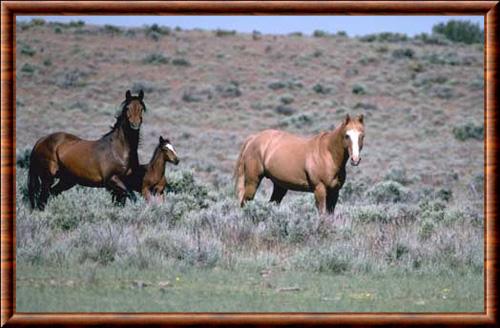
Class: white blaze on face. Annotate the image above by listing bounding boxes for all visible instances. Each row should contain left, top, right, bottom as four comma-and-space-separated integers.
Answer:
346, 129, 361, 161
164, 143, 177, 156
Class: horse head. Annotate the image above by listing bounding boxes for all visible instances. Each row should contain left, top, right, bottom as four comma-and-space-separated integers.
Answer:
342, 114, 365, 166
123, 90, 146, 130
159, 136, 179, 165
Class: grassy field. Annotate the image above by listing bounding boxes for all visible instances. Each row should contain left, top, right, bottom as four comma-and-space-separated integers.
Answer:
15, 19, 484, 312
17, 263, 483, 312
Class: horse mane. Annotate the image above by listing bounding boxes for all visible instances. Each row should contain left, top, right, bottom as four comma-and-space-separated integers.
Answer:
148, 143, 163, 165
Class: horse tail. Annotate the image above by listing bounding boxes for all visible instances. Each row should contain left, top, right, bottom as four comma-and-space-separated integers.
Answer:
28, 151, 40, 210
234, 136, 253, 205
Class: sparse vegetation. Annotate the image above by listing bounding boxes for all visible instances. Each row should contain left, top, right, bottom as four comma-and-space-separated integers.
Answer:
352, 83, 366, 95
313, 30, 329, 38
392, 48, 415, 59
359, 32, 408, 43
452, 122, 484, 141
171, 58, 191, 66
142, 53, 169, 65
215, 29, 237, 37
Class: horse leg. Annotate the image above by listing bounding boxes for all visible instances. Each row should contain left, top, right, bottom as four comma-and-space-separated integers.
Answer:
37, 161, 58, 210
50, 177, 76, 196
269, 183, 288, 204
313, 184, 327, 215
240, 159, 264, 206
108, 175, 129, 206
142, 185, 153, 203
38, 174, 54, 210
326, 188, 340, 215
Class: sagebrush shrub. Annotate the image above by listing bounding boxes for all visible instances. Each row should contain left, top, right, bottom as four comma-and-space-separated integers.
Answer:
452, 122, 484, 141
366, 180, 410, 203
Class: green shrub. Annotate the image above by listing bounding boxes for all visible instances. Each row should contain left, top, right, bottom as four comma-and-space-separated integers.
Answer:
145, 23, 171, 41
268, 81, 287, 90
69, 20, 85, 28
274, 105, 296, 116
430, 85, 457, 99
55, 69, 89, 88
339, 179, 368, 203
30, 18, 46, 26
418, 219, 435, 241
366, 180, 410, 203
20, 63, 36, 75
215, 29, 236, 37
360, 32, 408, 43
165, 170, 211, 208
242, 199, 274, 224
392, 48, 415, 59
216, 81, 241, 98
353, 205, 389, 223
414, 32, 450, 45
312, 83, 333, 95
182, 87, 213, 103
20, 44, 36, 56
16, 148, 31, 169
103, 24, 122, 35
279, 113, 314, 129
142, 53, 169, 65
352, 84, 366, 95
384, 167, 411, 185
432, 20, 484, 44
171, 58, 191, 66
291, 247, 350, 273
313, 30, 329, 38
452, 122, 484, 141
353, 102, 377, 111
279, 94, 294, 105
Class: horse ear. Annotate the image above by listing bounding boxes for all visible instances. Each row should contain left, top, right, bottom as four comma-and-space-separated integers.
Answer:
357, 114, 364, 124
138, 90, 144, 101
159, 136, 164, 144
125, 90, 132, 101
343, 114, 351, 125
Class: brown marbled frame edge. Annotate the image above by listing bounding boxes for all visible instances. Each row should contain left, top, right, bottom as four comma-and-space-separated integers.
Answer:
1, 1, 497, 326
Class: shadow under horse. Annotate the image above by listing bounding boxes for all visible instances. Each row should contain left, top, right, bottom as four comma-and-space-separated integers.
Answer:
234, 114, 365, 215
28, 90, 146, 210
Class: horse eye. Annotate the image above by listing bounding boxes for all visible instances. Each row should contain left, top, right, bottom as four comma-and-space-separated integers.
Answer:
344, 135, 350, 140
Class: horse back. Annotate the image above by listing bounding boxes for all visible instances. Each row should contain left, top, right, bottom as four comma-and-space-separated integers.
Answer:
32, 132, 82, 162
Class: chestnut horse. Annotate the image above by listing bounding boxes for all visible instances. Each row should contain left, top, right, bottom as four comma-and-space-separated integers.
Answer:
28, 90, 146, 210
118, 136, 179, 202
234, 114, 365, 214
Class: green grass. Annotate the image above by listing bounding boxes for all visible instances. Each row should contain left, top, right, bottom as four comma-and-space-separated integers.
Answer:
17, 263, 483, 312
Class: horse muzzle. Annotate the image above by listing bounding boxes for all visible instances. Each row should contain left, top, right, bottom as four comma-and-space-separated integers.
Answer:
173, 158, 180, 165
129, 123, 141, 130
351, 158, 361, 166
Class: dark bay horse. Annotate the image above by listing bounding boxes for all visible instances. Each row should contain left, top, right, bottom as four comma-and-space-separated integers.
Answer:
28, 90, 146, 210
234, 114, 365, 214
118, 136, 179, 202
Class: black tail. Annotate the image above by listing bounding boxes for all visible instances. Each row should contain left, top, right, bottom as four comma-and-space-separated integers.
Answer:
28, 154, 40, 210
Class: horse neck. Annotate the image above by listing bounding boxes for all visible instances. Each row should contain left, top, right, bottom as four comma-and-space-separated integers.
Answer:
147, 147, 167, 178
325, 126, 349, 168
110, 117, 140, 167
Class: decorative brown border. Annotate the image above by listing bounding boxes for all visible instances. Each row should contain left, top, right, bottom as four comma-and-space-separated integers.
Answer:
1, 1, 498, 326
